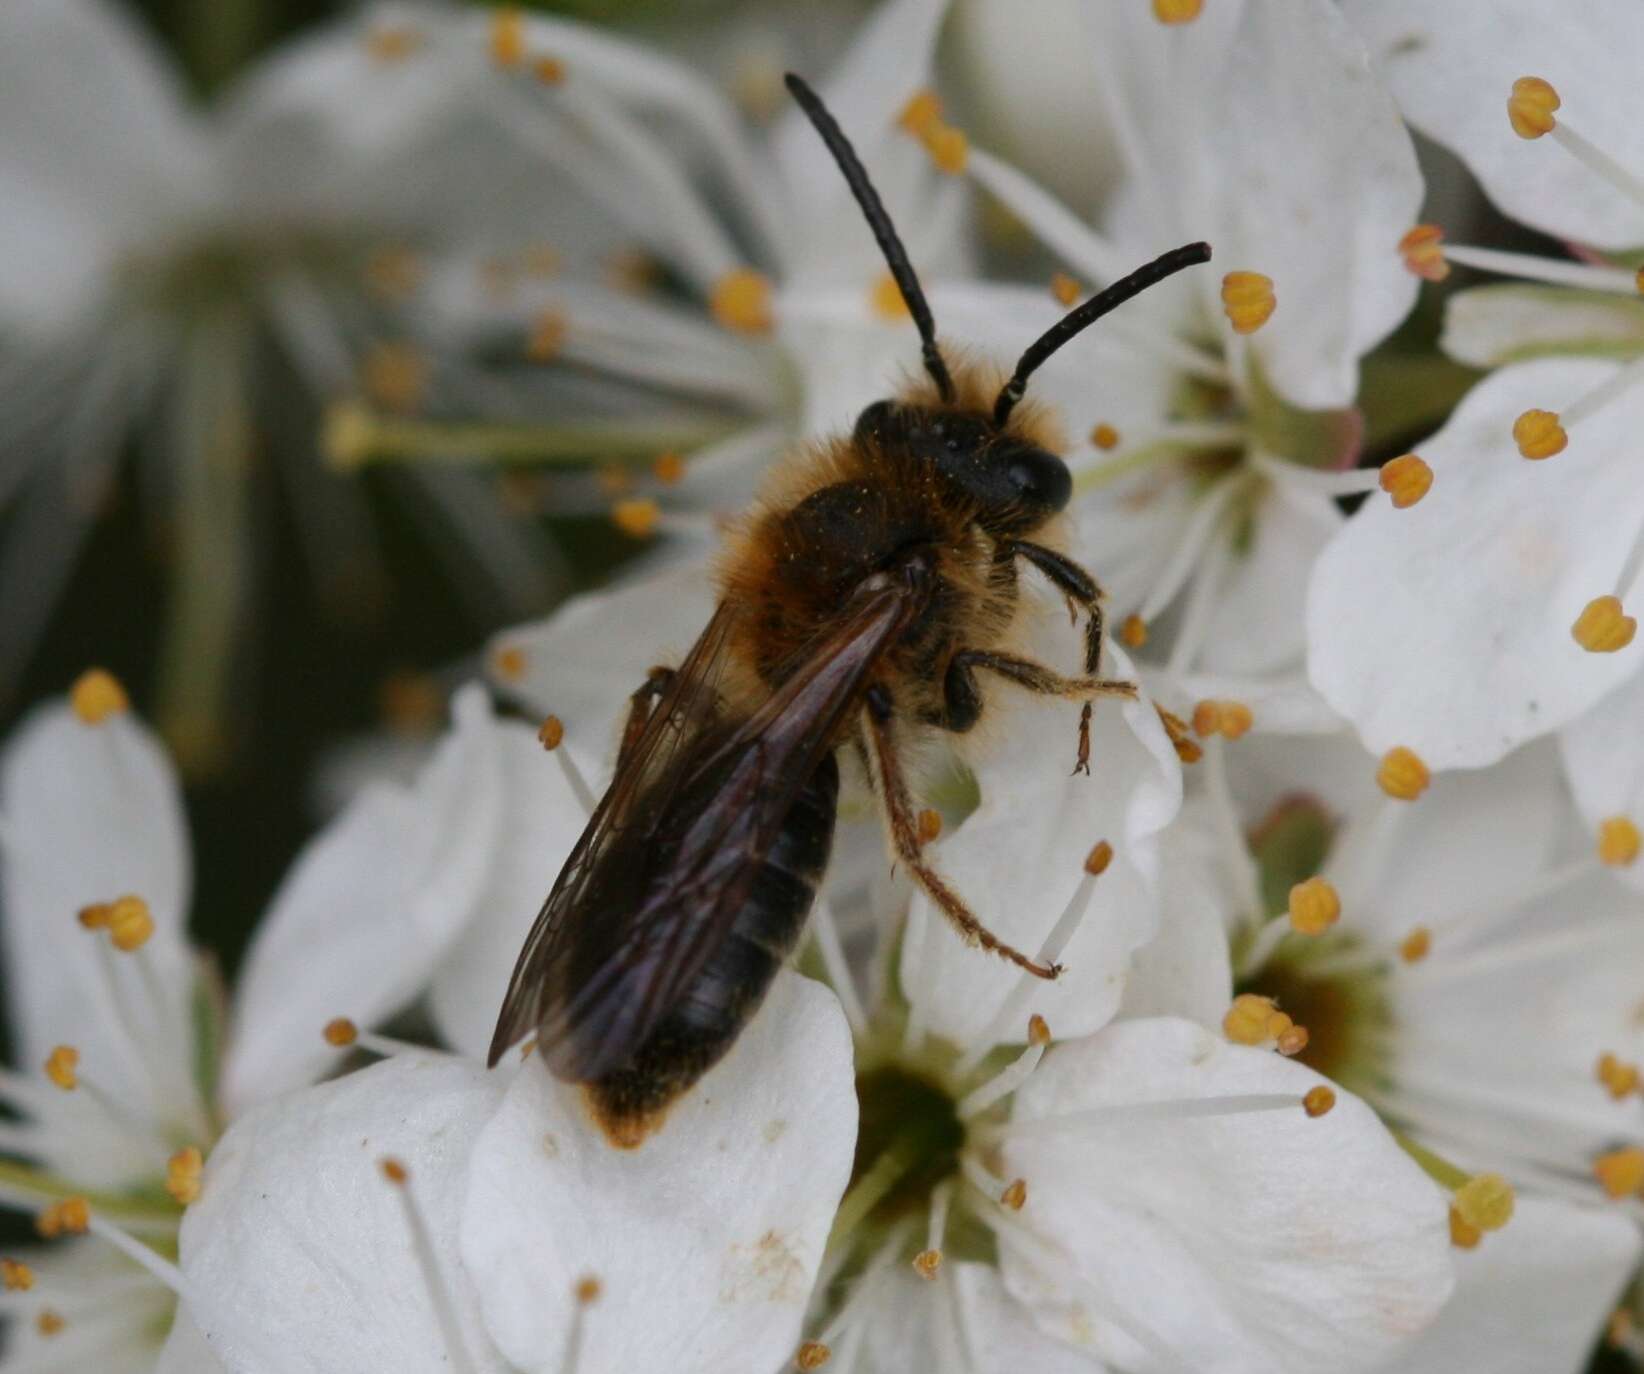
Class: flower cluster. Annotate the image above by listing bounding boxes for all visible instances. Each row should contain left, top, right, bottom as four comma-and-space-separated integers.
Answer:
3, 1, 1643, 1372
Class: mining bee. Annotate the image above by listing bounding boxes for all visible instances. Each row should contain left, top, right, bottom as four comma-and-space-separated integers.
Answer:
489, 73, 1211, 1146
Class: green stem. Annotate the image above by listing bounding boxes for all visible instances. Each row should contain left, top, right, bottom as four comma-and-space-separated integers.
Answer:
1394, 1132, 1470, 1191
826, 1132, 928, 1254
0, 1159, 181, 1231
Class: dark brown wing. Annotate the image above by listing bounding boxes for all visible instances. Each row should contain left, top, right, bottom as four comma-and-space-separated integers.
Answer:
487, 569, 932, 1076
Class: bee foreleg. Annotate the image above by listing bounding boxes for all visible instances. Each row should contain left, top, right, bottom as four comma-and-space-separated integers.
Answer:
616, 665, 677, 770
939, 649, 1135, 773
859, 704, 1060, 981
1004, 540, 1107, 671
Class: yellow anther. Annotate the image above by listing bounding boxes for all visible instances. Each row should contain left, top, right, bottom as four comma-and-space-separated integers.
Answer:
1091, 423, 1121, 451
1376, 747, 1430, 801
1573, 595, 1637, 653
36, 1310, 64, 1337
1453, 1173, 1514, 1231
533, 55, 566, 85
1397, 224, 1450, 282
709, 268, 774, 334
1028, 1013, 1052, 1046
652, 450, 686, 485
1119, 614, 1148, 647
538, 715, 565, 751
77, 902, 111, 930
574, 1274, 602, 1305
1379, 454, 1433, 509
1050, 272, 1082, 307
796, 1341, 832, 1370
1596, 1052, 1640, 1099
1152, 0, 1204, 22
1595, 1147, 1644, 1198
1512, 407, 1567, 460
107, 895, 154, 952
922, 123, 969, 175
1084, 840, 1114, 876
612, 498, 661, 540
916, 808, 942, 844
1221, 271, 1276, 334
1448, 1205, 1482, 1249
1288, 876, 1341, 936
1507, 75, 1560, 140
35, 1198, 89, 1239
870, 272, 911, 321
1398, 926, 1432, 964
1000, 1178, 1028, 1210
525, 311, 567, 363
1192, 699, 1254, 740
1264, 1009, 1294, 1040
0, 1259, 33, 1291
365, 25, 422, 62
1599, 816, 1642, 866
492, 645, 527, 682
897, 89, 943, 138
381, 1156, 409, 1185
69, 669, 128, 724
912, 1248, 942, 1279
489, 7, 525, 67
1302, 1085, 1336, 1117
1223, 993, 1278, 1046
1275, 1025, 1310, 1057
323, 1017, 359, 1047
43, 1046, 78, 1091
167, 1146, 204, 1206
361, 342, 428, 413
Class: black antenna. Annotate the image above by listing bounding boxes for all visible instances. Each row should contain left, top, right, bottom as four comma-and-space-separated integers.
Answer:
994, 242, 1213, 427
785, 72, 956, 403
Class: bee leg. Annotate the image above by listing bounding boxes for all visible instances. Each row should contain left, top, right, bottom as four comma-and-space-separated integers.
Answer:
616, 665, 676, 770
940, 648, 1136, 775
860, 697, 1060, 981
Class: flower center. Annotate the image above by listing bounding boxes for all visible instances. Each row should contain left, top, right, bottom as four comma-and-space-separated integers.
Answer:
1240, 935, 1390, 1096
844, 1066, 966, 1238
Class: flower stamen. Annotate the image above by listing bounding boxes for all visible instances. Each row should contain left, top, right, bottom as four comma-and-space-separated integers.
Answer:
381, 1158, 480, 1374
535, 715, 597, 815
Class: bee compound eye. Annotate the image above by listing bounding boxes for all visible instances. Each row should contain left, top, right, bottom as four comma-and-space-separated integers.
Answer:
1006, 447, 1072, 513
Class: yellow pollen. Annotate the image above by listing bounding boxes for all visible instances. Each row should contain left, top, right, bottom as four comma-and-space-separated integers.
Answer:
1223, 993, 1278, 1046
612, 498, 661, 540
492, 644, 527, 682
1453, 1173, 1514, 1231
1050, 272, 1083, 307
1379, 454, 1433, 509
526, 311, 568, 363
490, 8, 525, 67
574, 1274, 602, 1305
1594, 1146, 1644, 1198
1276, 1025, 1310, 1057
381, 1156, 409, 1185
36, 1198, 89, 1239
1192, 699, 1254, 740
1303, 1085, 1335, 1118
796, 1341, 832, 1370
1288, 876, 1341, 936
107, 895, 155, 952
1084, 839, 1114, 876
1397, 224, 1450, 282
361, 342, 428, 414
1090, 423, 1121, 451
1152, 0, 1204, 22
1221, 271, 1276, 334
898, 89, 943, 138
538, 716, 566, 751
1398, 926, 1432, 964
652, 450, 686, 485
1000, 1178, 1028, 1211
167, 1146, 204, 1206
1448, 1205, 1482, 1249
1573, 595, 1637, 653
912, 1248, 942, 1279
916, 808, 942, 844
1507, 75, 1560, 139
1596, 1052, 1640, 1099
922, 123, 969, 176
77, 902, 111, 930
1376, 747, 1430, 801
533, 55, 566, 85
69, 668, 128, 724
1512, 408, 1567, 460
1119, 613, 1147, 647
709, 269, 774, 334
1598, 816, 1642, 867
323, 1017, 359, 1047
365, 25, 423, 62
1, 1259, 34, 1292
36, 1310, 65, 1338
43, 1046, 78, 1091
871, 272, 911, 321
1028, 1013, 1052, 1046
1264, 1009, 1294, 1040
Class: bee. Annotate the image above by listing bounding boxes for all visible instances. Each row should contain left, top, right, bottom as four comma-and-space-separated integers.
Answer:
489, 72, 1211, 1147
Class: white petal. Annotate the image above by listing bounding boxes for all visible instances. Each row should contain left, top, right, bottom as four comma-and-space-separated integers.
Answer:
181, 1053, 511, 1374
428, 721, 590, 1058
1387, 1196, 1639, 1374
900, 639, 1181, 1047
460, 970, 856, 1374
155, 1308, 231, 1374
1307, 358, 1644, 767
221, 685, 503, 1111
1559, 666, 1644, 892
1346, 0, 1644, 248
1000, 1018, 1453, 1374
1443, 284, 1644, 370
1163, 670, 1344, 736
